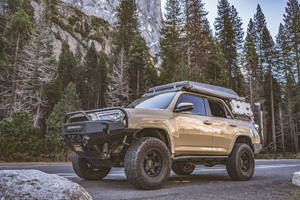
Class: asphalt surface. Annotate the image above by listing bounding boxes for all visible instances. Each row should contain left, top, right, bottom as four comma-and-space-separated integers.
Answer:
1, 160, 300, 200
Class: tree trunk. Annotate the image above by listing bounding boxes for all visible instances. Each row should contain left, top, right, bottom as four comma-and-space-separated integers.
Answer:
34, 82, 44, 127
12, 34, 21, 111
279, 105, 285, 152
269, 69, 276, 152
186, 0, 191, 74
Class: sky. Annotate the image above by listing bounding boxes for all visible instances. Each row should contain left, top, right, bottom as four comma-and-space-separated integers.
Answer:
161, 0, 288, 39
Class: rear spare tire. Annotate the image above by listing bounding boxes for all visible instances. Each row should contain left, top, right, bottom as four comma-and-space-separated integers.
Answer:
72, 152, 111, 180
172, 162, 195, 175
226, 143, 255, 181
124, 137, 171, 190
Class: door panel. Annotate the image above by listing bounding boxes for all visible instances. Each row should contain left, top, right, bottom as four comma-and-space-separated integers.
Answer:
206, 99, 240, 154
211, 117, 240, 154
173, 94, 213, 154
175, 114, 213, 154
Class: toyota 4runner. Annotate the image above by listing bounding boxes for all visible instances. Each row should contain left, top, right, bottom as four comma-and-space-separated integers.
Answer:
62, 81, 263, 190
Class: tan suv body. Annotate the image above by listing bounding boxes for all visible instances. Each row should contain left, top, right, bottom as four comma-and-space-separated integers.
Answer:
62, 82, 263, 190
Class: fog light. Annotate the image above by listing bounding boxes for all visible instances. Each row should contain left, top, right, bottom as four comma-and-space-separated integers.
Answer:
83, 136, 90, 146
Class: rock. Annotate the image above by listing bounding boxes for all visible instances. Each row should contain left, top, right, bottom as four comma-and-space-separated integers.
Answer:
292, 171, 300, 187
0, 170, 92, 200
62, 0, 163, 57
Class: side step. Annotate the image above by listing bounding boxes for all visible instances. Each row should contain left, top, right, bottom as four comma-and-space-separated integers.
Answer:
173, 155, 228, 161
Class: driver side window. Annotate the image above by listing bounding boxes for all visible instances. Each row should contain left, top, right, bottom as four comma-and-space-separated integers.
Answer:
176, 94, 206, 116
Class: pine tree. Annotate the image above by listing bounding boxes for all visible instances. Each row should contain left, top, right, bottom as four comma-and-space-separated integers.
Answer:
106, 48, 129, 107
96, 52, 107, 108
5, 0, 21, 17
0, 110, 42, 159
115, 0, 140, 54
253, 4, 267, 80
0, 12, 5, 61
159, 0, 185, 84
1, 9, 32, 115
214, 0, 244, 94
261, 26, 277, 151
283, 0, 300, 153
284, 0, 300, 85
243, 29, 259, 110
83, 42, 99, 109
128, 34, 156, 100
21, 0, 35, 23
18, 1, 56, 126
46, 82, 82, 157
206, 37, 228, 87
186, 0, 210, 74
57, 42, 76, 93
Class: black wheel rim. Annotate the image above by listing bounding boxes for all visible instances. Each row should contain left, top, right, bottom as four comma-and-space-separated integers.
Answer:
143, 149, 163, 178
87, 161, 100, 172
181, 163, 194, 171
240, 152, 250, 172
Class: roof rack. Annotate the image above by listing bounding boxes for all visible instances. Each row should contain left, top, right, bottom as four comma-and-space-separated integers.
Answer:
144, 81, 245, 101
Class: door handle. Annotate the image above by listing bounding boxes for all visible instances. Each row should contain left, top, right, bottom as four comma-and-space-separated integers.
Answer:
229, 123, 238, 127
203, 120, 212, 125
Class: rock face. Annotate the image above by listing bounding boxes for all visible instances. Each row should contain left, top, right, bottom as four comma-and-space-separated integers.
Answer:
62, 0, 163, 56
292, 171, 300, 187
0, 170, 92, 199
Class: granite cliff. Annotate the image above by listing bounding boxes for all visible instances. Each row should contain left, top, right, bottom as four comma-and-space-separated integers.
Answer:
62, 0, 163, 56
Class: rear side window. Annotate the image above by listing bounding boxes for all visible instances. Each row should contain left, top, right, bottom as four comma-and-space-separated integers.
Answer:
176, 94, 206, 116
208, 100, 227, 118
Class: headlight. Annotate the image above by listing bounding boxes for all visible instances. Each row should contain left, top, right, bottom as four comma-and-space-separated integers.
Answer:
95, 111, 125, 122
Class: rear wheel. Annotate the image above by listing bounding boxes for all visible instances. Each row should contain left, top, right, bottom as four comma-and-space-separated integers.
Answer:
226, 143, 255, 181
172, 162, 195, 175
72, 152, 111, 180
124, 137, 171, 190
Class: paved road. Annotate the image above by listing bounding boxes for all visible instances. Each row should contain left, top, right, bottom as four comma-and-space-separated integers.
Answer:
1, 160, 300, 200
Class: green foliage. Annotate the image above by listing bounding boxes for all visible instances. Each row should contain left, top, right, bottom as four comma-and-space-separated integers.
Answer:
57, 42, 76, 92
46, 82, 82, 156
21, 0, 35, 23
159, 0, 186, 84
0, 110, 42, 159
128, 34, 156, 100
115, 0, 140, 53
68, 15, 77, 26
214, 0, 244, 93
5, 0, 21, 17
4, 9, 32, 42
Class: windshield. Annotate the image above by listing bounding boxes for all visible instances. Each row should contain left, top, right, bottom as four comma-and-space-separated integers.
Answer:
127, 92, 176, 109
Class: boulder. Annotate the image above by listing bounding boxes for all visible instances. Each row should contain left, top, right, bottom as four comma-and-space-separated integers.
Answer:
292, 171, 300, 187
0, 170, 92, 200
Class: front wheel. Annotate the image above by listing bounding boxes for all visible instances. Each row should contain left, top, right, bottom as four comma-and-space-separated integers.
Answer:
124, 137, 171, 190
226, 143, 255, 181
72, 153, 111, 180
172, 162, 195, 175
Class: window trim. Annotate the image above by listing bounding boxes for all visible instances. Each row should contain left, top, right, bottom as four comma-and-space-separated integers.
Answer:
205, 98, 234, 119
174, 93, 207, 116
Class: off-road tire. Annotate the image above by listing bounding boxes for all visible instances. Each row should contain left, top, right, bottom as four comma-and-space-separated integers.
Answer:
72, 152, 111, 180
124, 137, 171, 190
172, 162, 195, 175
226, 143, 255, 181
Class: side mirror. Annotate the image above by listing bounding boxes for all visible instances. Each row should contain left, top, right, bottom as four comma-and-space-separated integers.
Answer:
175, 102, 194, 112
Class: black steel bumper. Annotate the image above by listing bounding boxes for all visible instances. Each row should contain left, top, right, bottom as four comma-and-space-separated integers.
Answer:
61, 108, 139, 159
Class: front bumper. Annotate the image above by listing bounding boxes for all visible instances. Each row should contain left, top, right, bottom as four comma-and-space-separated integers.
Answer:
62, 108, 140, 160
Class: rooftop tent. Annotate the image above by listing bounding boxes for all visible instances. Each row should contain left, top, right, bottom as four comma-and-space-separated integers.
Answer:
145, 81, 245, 101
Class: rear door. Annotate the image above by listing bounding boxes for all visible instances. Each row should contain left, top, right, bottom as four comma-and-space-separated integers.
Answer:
174, 94, 213, 154
205, 98, 240, 154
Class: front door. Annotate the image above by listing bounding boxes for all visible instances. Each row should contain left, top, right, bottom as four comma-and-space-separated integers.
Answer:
174, 94, 213, 154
